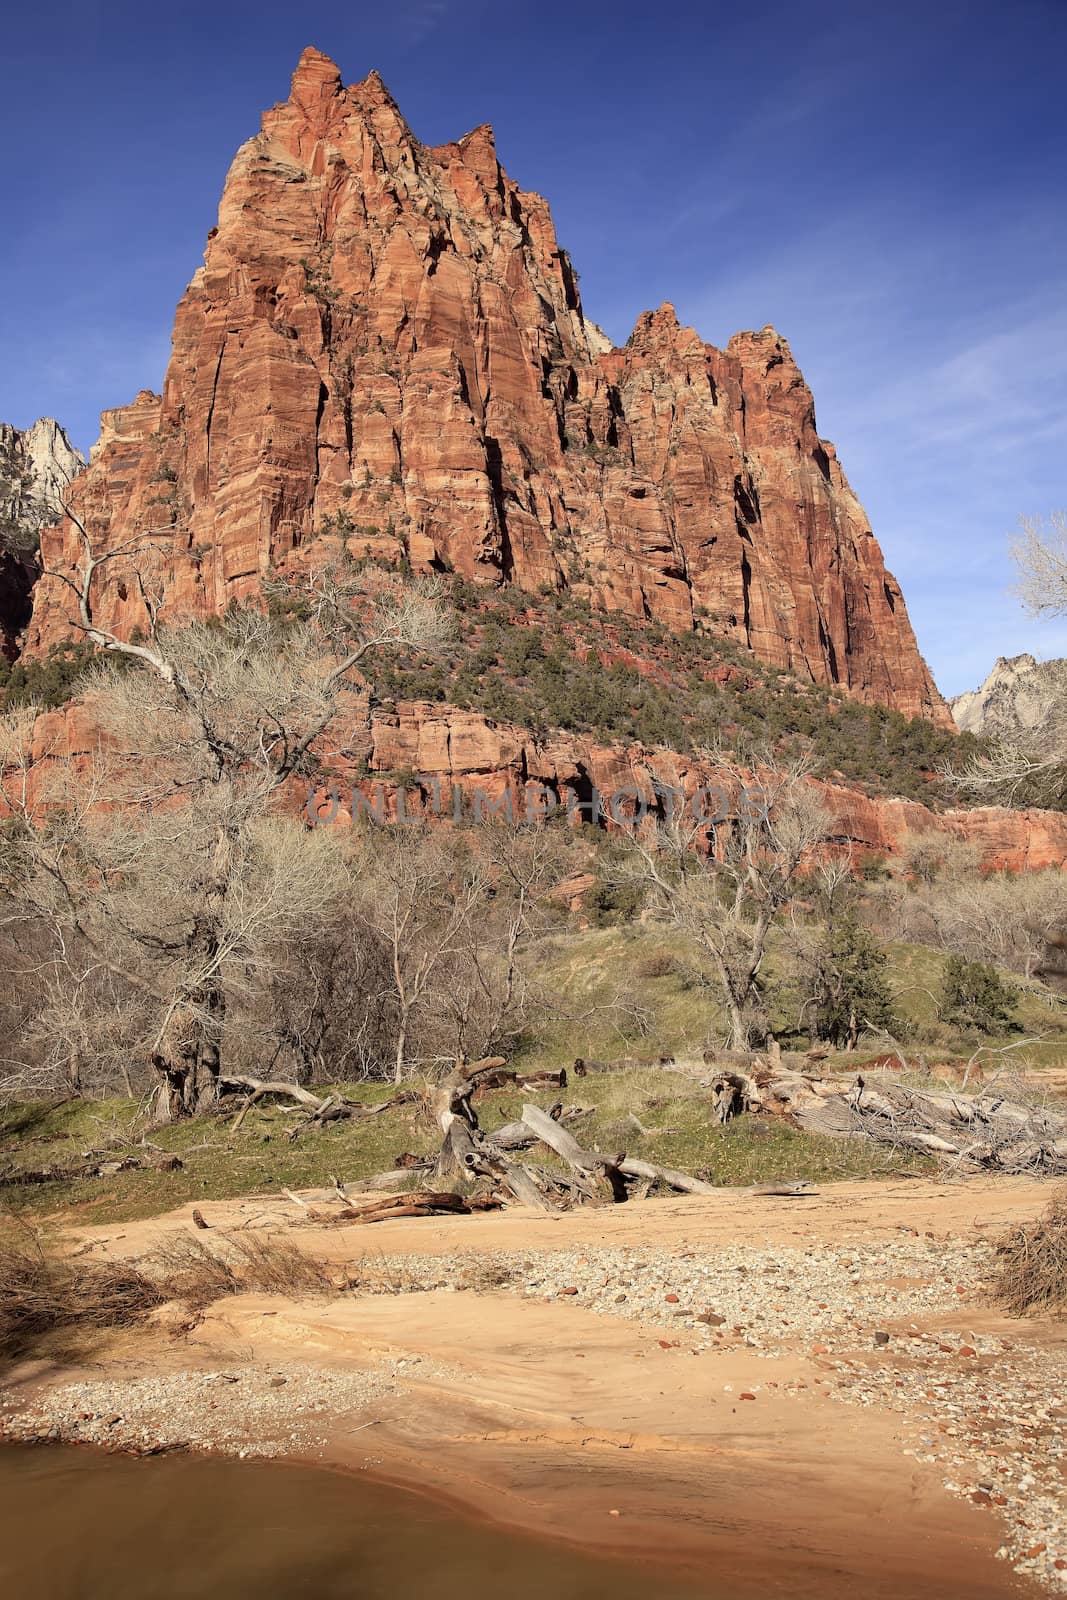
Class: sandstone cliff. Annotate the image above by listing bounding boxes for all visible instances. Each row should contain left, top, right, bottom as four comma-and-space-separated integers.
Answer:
26, 694, 1067, 874
0, 417, 83, 660
25, 47, 948, 726
951, 653, 1067, 738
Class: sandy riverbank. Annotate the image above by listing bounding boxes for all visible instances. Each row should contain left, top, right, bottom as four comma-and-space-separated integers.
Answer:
3, 1176, 1063, 1598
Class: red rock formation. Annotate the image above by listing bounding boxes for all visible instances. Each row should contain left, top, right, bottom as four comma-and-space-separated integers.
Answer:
24, 47, 948, 727
17, 695, 1065, 874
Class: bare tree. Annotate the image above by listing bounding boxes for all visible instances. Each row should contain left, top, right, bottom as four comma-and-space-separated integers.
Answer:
1012, 512, 1067, 618
875, 859, 1067, 982
436, 827, 572, 1062
3, 516, 450, 1116
897, 830, 982, 887
258, 905, 399, 1084
617, 757, 832, 1050
359, 826, 493, 1082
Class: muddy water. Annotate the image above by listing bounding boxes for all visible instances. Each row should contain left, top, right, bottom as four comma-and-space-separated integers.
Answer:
0, 1446, 718, 1599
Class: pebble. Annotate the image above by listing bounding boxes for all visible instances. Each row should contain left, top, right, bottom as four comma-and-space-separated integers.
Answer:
0, 1366, 391, 1461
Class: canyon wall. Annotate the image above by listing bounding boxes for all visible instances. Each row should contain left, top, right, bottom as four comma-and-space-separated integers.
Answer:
25, 695, 1067, 875
24, 47, 949, 726
952, 653, 1067, 738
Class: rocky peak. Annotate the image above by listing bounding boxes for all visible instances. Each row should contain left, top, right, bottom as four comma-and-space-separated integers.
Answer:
0, 417, 83, 659
23, 48, 949, 727
1, 417, 83, 546
290, 45, 343, 98
951, 654, 1067, 737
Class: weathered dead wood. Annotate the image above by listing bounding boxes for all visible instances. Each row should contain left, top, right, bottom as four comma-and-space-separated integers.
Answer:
222, 1075, 332, 1132
476, 1148, 555, 1211
705, 1068, 762, 1124
743, 1180, 819, 1197
432, 1058, 507, 1139
783, 1071, 1067, 1174
489, 1104, 593, 1151
430, 1061, 555, 1210
615, 1157, 718, 1196
0, 1146, 185, 1189
520, 1103, 628, 1201
336, 1189, 476, 1223
470, 1068, 568, 1096
356, 1168, 431, 1192
284, 1088, 418, 1143
573, 1055, 676, 1076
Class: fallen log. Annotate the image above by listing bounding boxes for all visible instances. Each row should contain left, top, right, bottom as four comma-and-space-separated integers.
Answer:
615, 1157, 718, 1196
0, 1147, 185, 1188
432, 1060, 555, 1211
786, 1071, 1067, 1174
471, 1068, 568, 1094
573, 1054, 676, 1075
352, 1169, 429, 1192
520, 1103, 628, 1201
316, 1189, 503, 1225
223, 1075, 335, 1132
489, 1104, 593, 1151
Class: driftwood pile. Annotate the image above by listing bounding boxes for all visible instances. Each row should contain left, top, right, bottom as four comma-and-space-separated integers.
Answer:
31, 1053, 1057, 1221
421, 1056, 730, 1212
271, 1050, 1067, 1224
723, 1062, 1067, 1175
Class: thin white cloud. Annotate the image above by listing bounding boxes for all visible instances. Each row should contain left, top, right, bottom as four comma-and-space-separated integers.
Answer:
401, 1, 450, 47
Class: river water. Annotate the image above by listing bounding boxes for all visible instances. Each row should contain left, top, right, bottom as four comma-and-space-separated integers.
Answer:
0, 1445, 717, 1599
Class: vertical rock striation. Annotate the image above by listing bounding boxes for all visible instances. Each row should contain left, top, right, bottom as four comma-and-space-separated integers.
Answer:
25, 47, 948, 724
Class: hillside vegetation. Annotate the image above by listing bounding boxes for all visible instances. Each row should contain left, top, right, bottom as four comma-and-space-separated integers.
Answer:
3, 931, 1065, 1226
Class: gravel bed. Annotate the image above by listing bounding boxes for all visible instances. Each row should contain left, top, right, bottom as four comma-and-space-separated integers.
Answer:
353, 1234, 1066, 1588
825, 1342, 1067, 1589
355, 1233, 995, 1354
2, 1230, 1063, 1589
0, 1364, 392, 1459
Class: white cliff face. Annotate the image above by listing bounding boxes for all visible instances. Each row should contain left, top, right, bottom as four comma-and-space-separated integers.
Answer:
21, 418, 84, 517
0, 417, 84, 550
0, 418, 84, 658
951, 653, 1067, 737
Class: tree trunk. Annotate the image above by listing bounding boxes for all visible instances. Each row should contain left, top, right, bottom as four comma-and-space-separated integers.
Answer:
727, 1003, 751, 1052
394, 1016, 408, 1084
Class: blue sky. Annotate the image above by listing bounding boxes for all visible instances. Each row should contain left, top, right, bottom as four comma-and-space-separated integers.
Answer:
2, 0, 1064, 694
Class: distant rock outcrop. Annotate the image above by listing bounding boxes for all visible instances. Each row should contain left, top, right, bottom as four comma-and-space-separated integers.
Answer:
950, 654, 1067, 738
24, 46, 949, 726
0, 418, 83, 659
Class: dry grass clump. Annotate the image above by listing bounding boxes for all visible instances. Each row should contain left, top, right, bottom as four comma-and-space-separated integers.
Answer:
990, 1187, 1067, 1317
148, 1231, 335, 1310
0, 1225, 162, 1363
0, 1221, 342, 1363
632, 951, 679, 981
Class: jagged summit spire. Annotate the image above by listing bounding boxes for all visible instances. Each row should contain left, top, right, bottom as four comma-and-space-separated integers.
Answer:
359, 68, 395, 104
292, 45, 342, 84
289, 46, 343, 114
